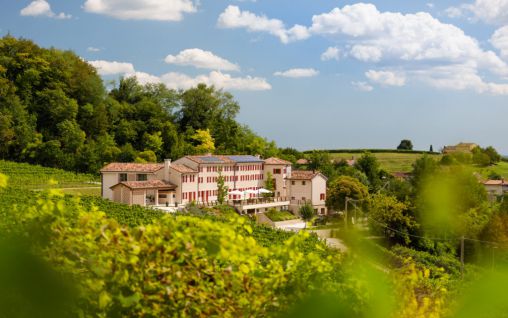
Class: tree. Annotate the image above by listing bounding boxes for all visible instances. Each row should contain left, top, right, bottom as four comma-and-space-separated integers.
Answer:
264, 172, 275, 197
216, 170, 228, 205
299, 203, 315, 222
429, 145, 434, 152
368, 194, 418, 245
411, 155, 438, 189
135, 150, 157, 163
326, 176, 369, 212
354, 152, 381, 191
191, 129, 215, 155
484, 146, 501, 165
397, 139, 413, 150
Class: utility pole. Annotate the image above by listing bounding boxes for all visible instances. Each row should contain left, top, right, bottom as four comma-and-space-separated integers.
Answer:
460, 236, 465, 279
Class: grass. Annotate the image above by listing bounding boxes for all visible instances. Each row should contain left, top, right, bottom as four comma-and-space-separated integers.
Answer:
265, 209, 298, 222
476, 161, 508, 179
327, 152, 442, 173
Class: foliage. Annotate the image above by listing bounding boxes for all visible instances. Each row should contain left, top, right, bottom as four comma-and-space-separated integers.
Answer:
264, 171, 275, 196
397, 139, 413, 151
265, 209, 298, 222
299, 204, 315, 222
368, 194, 418, 245
216, 170, 228, 204
326, 176, 370, 212
0, 36, 281, 173
355, 152, 382, 190
411, 154, 439, 189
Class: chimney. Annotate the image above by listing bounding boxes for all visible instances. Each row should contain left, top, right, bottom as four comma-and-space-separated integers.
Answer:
164, 159, 171, 181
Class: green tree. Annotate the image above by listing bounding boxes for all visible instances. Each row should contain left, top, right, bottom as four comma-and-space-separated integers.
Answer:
397, 139, 413, 150
264, 171, 275, 196
326, 176, 369, 212
354, 152, 381, 191
411, 154, 438, 189
369, 194, 418, 245
217, 170, 228, 205
135, 150, 157, 163
430, 145, 434, 152
191, 129, 215, 155
299, 203, 315, 222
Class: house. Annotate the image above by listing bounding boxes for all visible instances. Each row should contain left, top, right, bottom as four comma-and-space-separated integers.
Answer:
443, 142, 478, 154
482, 179, 508, 198
100, 154, 329, 215
287, 170, 328, 215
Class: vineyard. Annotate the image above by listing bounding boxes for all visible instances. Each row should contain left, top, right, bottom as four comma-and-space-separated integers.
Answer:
0, 160, 99, 191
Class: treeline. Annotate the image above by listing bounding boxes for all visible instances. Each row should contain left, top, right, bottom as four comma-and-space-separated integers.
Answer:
303, 149, 440, 155
0, 36, 281, 173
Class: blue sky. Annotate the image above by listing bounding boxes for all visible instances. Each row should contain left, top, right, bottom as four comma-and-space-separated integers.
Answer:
2, 0, 508, 153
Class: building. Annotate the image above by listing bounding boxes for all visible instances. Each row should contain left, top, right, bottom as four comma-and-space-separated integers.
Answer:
101, 154, 329, 215
287, 170, 328, 215
482, 179, 508, 198
443, 142, 478, 154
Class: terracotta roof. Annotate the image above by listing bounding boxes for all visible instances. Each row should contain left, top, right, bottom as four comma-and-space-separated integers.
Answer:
111, 180, 176, 190
392, 172, 411, 179
264, 157, 291, 165
170, 164, 197, 174
296, 158, 309, 165
483, 180, 508, 186
288, 170, 327, 180
101, 162, 163, 173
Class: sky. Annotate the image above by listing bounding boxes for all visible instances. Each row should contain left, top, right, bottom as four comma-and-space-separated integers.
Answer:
1, 0, 508, 153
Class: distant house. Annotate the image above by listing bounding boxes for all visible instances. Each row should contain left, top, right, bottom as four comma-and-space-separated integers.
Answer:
482, 179, 508, 198
443, 142, 478, 154
287, 170, 328, 215
391, 172, 411, 180
296, 158, 309, 165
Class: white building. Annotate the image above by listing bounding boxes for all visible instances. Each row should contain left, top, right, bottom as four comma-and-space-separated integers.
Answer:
101, 155, 328, 214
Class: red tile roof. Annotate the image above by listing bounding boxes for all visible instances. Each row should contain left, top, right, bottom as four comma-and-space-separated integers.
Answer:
111, 180, 176, 190
288, 170, 327, 180
101, 162, 163, 173
483, 180, 508, 186
264, 157, 291, 165
296, 158, 309, 165
170, 164, 197, 174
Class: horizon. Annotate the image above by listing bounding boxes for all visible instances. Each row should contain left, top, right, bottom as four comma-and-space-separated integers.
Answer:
2, 0, 508, 153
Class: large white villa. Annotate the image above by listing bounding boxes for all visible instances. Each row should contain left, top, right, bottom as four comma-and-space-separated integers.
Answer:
101, 155, 328, 215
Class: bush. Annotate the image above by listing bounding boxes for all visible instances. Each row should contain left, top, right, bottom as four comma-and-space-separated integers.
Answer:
265, 209, 298, 222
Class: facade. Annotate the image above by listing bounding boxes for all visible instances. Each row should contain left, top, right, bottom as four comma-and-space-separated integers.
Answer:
443, 142, 478, 154
482, 179, 508, 199
100, 154, 329, 215
287, 170, 328, 215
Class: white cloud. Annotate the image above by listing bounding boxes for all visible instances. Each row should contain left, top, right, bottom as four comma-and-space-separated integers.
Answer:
413, 63, 508, 95
125, 72, 162, 85
426, 3, 435, 9
83, 0, 197, 21
160, 71, 271, 91
164, 48, 239, 71
321, 46, 340, 61
88, 60, 135, 75
87, 47, 101, 52
349, 45, 383, 62
352, 81, 373, 92
20, 0, 71, 19
273, 68, 319, 78
458, 0, 508, 25
491, 26, 508, 59
217, 5, 309, 44
365, 70, 406, 86
444, 6, 464, 18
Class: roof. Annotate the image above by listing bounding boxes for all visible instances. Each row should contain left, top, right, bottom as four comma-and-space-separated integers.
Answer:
483, 180, 508, 186
296, 158, 309, 165
169, 164, 197, 174
264, 157, 291, 165
391, 172, 411, 179
288, 170, 328, 181
110, 180, 177, 190
185, 155, 264, 164
101, 162, 163, 173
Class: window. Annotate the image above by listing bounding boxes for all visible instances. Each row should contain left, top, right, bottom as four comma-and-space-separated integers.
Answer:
119, 173, 127, 182
321, 208, 325, 214
136, 174, 147, 181
320, 193, 326, 200
302, 181, 306, 185
302, 197, 306, 201
291, 181, 295, 185
273, 168, 281, 174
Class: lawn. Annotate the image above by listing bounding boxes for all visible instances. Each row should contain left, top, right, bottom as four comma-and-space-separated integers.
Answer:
327, 152, 442, 173
265, 209, 298, 222
477, 161, 508, 179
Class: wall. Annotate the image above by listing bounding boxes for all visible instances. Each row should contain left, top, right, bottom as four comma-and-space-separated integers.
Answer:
102, 173, 118, 200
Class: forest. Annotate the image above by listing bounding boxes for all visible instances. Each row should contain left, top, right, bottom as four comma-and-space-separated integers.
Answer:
0, 35, 283, 173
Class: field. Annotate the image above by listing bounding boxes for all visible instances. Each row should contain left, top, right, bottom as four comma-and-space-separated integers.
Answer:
478, 161, 508, 179
327, 152, 442, 173
0, 160, 100, 195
